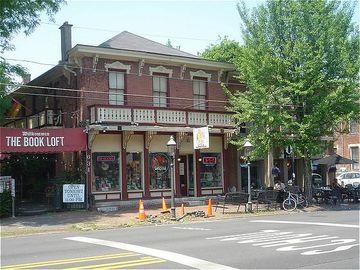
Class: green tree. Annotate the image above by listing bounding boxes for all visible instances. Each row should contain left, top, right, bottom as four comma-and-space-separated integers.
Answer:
0, 0, 65, 121
201, 36, 242, 64
228, 0, 359, 198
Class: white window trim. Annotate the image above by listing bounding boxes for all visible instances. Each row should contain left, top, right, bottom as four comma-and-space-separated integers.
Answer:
105, 61, 131, 74
149, 66, 173, 77
348, 144, 360, 149
190, 70, 212, 81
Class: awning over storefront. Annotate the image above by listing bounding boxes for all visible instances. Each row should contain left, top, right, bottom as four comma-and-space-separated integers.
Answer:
0, 128, 87, 153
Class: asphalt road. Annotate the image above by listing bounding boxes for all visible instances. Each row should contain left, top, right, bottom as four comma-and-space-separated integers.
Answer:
2, 209, 359, 269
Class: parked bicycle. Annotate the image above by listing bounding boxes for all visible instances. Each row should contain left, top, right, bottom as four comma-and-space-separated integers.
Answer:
282, 188, 308, 211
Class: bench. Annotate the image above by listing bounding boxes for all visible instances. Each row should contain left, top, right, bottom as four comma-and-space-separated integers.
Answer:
214, 192, 249, 214
255, 190, 281, 211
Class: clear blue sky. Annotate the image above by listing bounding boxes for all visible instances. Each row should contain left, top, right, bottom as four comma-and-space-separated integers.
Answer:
3, 0, 359, 81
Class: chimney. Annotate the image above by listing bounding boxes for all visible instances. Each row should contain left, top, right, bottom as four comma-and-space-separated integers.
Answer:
22, 73, 31, 84
59, 21, 73, 62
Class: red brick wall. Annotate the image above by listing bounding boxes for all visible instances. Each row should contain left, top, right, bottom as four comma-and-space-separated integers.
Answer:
334, 122, 360, 171
77, 57, 229, 116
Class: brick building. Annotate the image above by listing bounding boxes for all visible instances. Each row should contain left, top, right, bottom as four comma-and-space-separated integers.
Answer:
2, 22, 243, 207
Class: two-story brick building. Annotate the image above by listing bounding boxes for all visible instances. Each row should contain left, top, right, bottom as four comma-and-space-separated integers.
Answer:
2, 22, 243, 207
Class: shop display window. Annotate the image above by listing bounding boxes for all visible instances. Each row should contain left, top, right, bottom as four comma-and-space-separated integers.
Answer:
126, 152, 143, 190
92, 152, 120, 192
200, 153, 222, 187
149, 152, 171, 189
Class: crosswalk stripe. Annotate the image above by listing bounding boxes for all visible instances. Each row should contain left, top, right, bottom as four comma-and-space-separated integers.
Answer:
2, 252, 136, 269
65, 256, 164, 270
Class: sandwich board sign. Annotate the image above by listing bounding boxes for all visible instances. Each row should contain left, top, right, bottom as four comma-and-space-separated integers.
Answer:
63, 184, 85, 203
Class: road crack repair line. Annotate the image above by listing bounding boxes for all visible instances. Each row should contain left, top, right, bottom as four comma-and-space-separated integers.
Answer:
65, 236, 238, 270
206, 230, 359, 256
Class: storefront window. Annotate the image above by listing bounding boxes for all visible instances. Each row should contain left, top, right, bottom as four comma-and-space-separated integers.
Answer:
200, 153, 222, 188
92, 152, 120, 192
126, 152, 143, 190
149, 152, 171, 189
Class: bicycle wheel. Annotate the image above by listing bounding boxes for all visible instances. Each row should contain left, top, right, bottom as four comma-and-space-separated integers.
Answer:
282, 197, 297, 211
298, 195, 308, 208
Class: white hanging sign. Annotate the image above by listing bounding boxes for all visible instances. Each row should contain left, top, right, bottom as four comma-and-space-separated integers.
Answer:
193, 127, 210, 149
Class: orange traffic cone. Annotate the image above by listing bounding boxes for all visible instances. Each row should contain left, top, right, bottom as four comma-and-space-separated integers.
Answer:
206, 199, 214, 217
138, 200, 146, 221
180, 203, 185, 216
161, 197, 170, 213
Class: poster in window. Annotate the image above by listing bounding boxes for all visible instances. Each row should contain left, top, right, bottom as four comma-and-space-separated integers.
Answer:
92, 152, 120, 192
149, 152, 171, 189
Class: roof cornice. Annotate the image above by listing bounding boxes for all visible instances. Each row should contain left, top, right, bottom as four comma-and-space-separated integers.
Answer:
68, 44, 235, 71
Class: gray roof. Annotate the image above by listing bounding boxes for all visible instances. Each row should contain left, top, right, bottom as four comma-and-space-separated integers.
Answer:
99, 31, 199, 58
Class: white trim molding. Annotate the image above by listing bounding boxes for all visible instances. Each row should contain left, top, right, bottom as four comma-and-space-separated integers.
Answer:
105, 61, 131, 73
149, 65, 173, 77
190, 70, 212, 81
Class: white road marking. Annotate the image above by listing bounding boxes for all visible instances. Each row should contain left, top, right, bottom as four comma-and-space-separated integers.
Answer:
172, 226, 211, 231
250, 220, 360, 228
206, 230, 279, 240
65, 237, 238, 270
206, 230, 359, 256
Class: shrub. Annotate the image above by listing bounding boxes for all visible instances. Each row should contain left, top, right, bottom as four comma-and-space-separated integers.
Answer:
0, 191, 12, 218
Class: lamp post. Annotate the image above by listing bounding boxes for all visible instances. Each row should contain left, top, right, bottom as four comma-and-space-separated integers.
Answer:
167, 135, 177, 219
243, 140, 253, 212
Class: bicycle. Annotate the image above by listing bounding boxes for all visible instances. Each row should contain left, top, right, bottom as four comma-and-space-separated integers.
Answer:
282, 189, 308, 211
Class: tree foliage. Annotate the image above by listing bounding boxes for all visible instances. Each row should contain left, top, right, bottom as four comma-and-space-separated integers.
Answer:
0, 0, 65, 121
201, 36, 242, 64
228, 0, 359, 157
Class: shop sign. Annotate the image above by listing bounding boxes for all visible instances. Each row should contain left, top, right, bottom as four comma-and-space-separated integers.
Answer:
193, 127, 209, 149
63, 184, 85, 203
97, 156, 116, 162
151, 153, 170, 175
203, 156, 217, 165
0, 128, 87, 153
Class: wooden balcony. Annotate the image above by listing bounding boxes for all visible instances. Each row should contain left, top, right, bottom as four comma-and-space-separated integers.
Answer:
89, 105, 235, 128
3, 109, 63, 129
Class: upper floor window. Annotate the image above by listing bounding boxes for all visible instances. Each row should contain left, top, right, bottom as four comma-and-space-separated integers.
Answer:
350, 146, 359, 170
109, 71, 125, 105
153, 74, 168, 107
193, 77, 207, 110
349, 120, 359, 134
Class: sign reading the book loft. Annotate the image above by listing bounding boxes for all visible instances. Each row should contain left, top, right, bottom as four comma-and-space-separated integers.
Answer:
193, 127, 209, 149
63, 184, 85, 203
0, 128, 87, 153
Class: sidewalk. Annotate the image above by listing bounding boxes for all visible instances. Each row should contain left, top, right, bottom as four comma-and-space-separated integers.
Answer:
1, 202, 357, 238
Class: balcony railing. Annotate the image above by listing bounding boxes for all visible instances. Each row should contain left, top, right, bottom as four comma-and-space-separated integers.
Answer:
3, 109, 63, 129
89, 105, 235, 128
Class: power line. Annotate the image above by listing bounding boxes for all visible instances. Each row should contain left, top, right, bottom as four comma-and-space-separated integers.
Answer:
4, 57, 244, 88
1, 82, 228, 104
41, 22, 217, 42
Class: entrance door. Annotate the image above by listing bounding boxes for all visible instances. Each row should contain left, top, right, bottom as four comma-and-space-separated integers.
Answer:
179, 155, 187, 196
187, 154, 194, 196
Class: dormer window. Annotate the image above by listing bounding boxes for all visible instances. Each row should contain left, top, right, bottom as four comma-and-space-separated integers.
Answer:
109, 71, 125, 105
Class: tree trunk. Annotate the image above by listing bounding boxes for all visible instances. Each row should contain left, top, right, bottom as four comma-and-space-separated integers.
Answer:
304, 156, 312, 201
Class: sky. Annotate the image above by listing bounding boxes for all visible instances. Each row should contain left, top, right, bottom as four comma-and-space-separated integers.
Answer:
3, 0, 263, 80
3, 0, 359, 81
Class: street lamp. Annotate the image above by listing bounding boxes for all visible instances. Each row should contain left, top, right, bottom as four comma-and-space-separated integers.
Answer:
167, 135, 177, 219
243, 140, 253, 212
